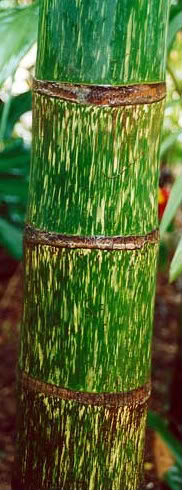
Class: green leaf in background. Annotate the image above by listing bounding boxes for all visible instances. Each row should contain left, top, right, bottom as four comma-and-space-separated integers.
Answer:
8, 205, 25, 226
160, 130, 181, 158
166, 98, 182, 109
0, 2, 39, 86
167, 11, 182, 51
0, 177, 28, 203
164, 465, 182, 490
0, 216, 23, 259
169, 236, 182, 282
0, 93, 31, 256
147, 411, 182, 469
0, 141, 30, 175
169, 0, 181, 23
158, 241, 169, 271
160, 172, 182, 237
0, 91, 32, 139
0, 150, 30, 175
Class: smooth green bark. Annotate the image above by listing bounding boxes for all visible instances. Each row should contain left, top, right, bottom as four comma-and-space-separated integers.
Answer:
13, 1, 170, 489
36, 0, 168, 85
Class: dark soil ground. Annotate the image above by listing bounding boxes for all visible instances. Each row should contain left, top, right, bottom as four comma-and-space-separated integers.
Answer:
0, 246, 181, 490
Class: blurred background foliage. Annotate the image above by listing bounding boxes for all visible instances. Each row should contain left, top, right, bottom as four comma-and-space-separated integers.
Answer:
0, 0, 38, 259
0, 2, 181, 488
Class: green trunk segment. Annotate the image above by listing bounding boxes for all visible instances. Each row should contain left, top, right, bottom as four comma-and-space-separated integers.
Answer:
14, 379, 147, 490
36, 0, 169, 85
20, 241, 158, 393
14, 0, 169, 488
28, 94, 164, 236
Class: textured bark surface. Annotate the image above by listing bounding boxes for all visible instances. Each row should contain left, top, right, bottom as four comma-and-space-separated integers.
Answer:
20, 241, 158, 393
33, 79, 166, 106
13, 374, 149, 490
25, 225, 159, 250
13, 0, 170, 488
28, 94, 164, 236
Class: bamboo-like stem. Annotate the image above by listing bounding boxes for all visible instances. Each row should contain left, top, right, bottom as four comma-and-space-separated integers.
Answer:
13, 1, 169, 489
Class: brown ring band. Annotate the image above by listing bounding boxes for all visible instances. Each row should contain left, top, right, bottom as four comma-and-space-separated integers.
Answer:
33, 79, 166, 106
18, 369, 151, 408
25, 225, 159, 251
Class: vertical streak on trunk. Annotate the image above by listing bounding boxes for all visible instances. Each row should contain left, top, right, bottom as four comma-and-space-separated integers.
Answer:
13, 1, 169, 489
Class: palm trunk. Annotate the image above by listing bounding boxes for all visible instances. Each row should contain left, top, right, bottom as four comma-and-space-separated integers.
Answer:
13, 1, 169, 489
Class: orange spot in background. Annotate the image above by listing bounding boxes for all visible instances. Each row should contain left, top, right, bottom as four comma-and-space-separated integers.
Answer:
158, 187, 170, 220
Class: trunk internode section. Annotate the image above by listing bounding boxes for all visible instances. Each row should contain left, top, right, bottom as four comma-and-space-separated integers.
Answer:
13, 1, 169, 489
